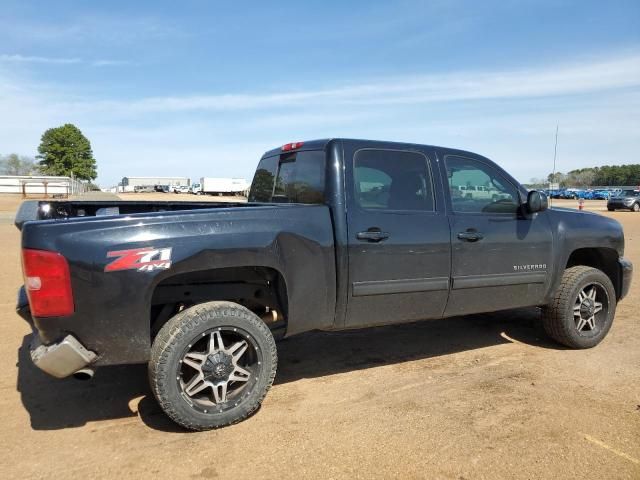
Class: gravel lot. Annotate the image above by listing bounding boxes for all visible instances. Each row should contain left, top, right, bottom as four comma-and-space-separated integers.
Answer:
0, 195, 638, 479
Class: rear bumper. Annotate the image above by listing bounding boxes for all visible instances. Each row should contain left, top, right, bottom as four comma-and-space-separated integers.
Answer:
619, 257, 633, 300
17, 286, 97, 378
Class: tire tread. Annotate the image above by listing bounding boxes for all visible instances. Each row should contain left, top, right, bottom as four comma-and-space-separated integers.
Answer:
542, 266, 615, 349
149, 301, 277, 431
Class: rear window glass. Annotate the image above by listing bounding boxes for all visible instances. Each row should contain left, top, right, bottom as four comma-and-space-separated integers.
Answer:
248, 150, 326, 204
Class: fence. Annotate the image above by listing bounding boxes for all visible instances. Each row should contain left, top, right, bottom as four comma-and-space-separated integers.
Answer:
0, 175, 88, 198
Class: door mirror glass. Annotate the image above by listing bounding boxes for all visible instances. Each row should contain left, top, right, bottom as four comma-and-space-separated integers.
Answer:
527, 190, 548, 213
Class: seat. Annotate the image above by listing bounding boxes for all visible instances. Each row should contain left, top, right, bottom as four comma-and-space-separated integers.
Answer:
388, 172, 428, 210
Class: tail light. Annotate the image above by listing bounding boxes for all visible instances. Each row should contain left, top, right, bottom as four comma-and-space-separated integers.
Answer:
282, 141, 304, 152
21, 249, 74, 317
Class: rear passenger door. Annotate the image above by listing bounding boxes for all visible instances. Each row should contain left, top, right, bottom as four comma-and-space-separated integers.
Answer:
344, 145, 451, 327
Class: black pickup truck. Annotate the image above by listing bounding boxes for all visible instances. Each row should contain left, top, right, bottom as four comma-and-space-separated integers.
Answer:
16, 139, 633, 430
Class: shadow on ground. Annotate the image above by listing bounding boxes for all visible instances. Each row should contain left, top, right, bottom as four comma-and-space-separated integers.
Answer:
16, 307, 560, 432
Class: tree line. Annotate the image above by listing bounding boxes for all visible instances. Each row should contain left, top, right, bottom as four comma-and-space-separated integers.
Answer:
1, 124, 97, 181
529, 164, 640, 188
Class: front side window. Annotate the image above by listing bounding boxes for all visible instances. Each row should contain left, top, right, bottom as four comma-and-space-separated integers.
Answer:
248, 150, 325, 204
354, 149, 435, 211
446, 156, 520, 214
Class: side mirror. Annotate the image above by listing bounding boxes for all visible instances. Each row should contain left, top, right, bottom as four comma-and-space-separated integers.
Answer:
526, 190, 548, 214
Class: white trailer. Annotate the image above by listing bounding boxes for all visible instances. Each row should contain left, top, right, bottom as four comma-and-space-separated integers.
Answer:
198, 177, 249, 196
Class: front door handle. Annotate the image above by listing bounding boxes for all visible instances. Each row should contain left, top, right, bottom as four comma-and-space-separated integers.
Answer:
357, 230, 390, 242
457, 231, 484, 242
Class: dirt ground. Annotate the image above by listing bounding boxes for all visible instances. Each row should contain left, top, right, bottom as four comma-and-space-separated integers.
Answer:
0, 196, 638, 479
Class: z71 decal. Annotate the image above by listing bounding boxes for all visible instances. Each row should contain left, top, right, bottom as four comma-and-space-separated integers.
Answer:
105, 247, 172, 272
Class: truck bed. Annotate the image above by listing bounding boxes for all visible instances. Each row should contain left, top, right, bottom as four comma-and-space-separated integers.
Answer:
18, 199, 337, 364
14, 199, 255, 230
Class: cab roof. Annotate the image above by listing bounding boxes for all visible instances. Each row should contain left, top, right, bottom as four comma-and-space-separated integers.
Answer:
261, 138, 482, 161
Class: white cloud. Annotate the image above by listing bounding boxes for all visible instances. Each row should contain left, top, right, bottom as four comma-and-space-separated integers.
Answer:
0, 54, 81, 65
0, 51, 638, 187
52, 52, 640, 115
0, 15, 183, 47
91, 59, 132, 67
0, 53, 130, 67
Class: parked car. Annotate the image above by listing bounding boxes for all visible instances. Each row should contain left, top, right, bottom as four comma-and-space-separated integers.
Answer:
15, 138, 632, 431
173, 185, 192, 194
607, 189, 640, 212
154, 185, 170, 193
133, 185, 155, 193
547, 189, 561, 199
593, 190, 612, 200
454, 185, 493, 200
560, 190, 579, 199
573, 190, 587, 199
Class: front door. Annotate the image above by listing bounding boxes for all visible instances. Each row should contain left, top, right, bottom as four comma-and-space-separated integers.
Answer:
442, 153, 553, 316
345, 146, 451, 328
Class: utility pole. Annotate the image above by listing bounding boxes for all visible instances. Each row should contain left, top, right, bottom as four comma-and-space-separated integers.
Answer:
550, 124, 559, 208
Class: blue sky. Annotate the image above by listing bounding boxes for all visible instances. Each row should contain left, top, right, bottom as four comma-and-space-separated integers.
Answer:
0, 0, 639, 186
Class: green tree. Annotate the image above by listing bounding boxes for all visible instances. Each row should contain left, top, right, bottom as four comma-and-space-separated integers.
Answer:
555, 164, 640, 187
37, 124, 97, 180
249, 169, 275, 201
546, 172, 566, 187
565, 168, 596, 187
0, 153, 39, 175
527, 177, 547, 188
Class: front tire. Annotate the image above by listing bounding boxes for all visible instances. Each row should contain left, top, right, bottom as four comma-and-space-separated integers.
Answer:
542, 266, 616, 349
149, 301, 277, 431
633, 203, 640, 212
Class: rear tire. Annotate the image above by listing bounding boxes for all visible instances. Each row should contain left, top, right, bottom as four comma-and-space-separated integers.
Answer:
149, 301, 277, 431
542, 266, 616, 349
633, 203, 640, 212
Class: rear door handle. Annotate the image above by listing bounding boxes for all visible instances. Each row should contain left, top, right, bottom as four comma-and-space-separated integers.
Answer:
357, 230, 390, 242
457, 231, 484, 242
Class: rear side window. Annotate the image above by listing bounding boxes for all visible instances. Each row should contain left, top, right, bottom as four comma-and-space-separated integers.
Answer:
249, 156, 278, 202
354, 149, 435, 211
248, 150, 326, 204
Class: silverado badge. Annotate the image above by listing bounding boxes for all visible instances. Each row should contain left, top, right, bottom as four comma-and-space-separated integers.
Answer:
513, 264, 547, 271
